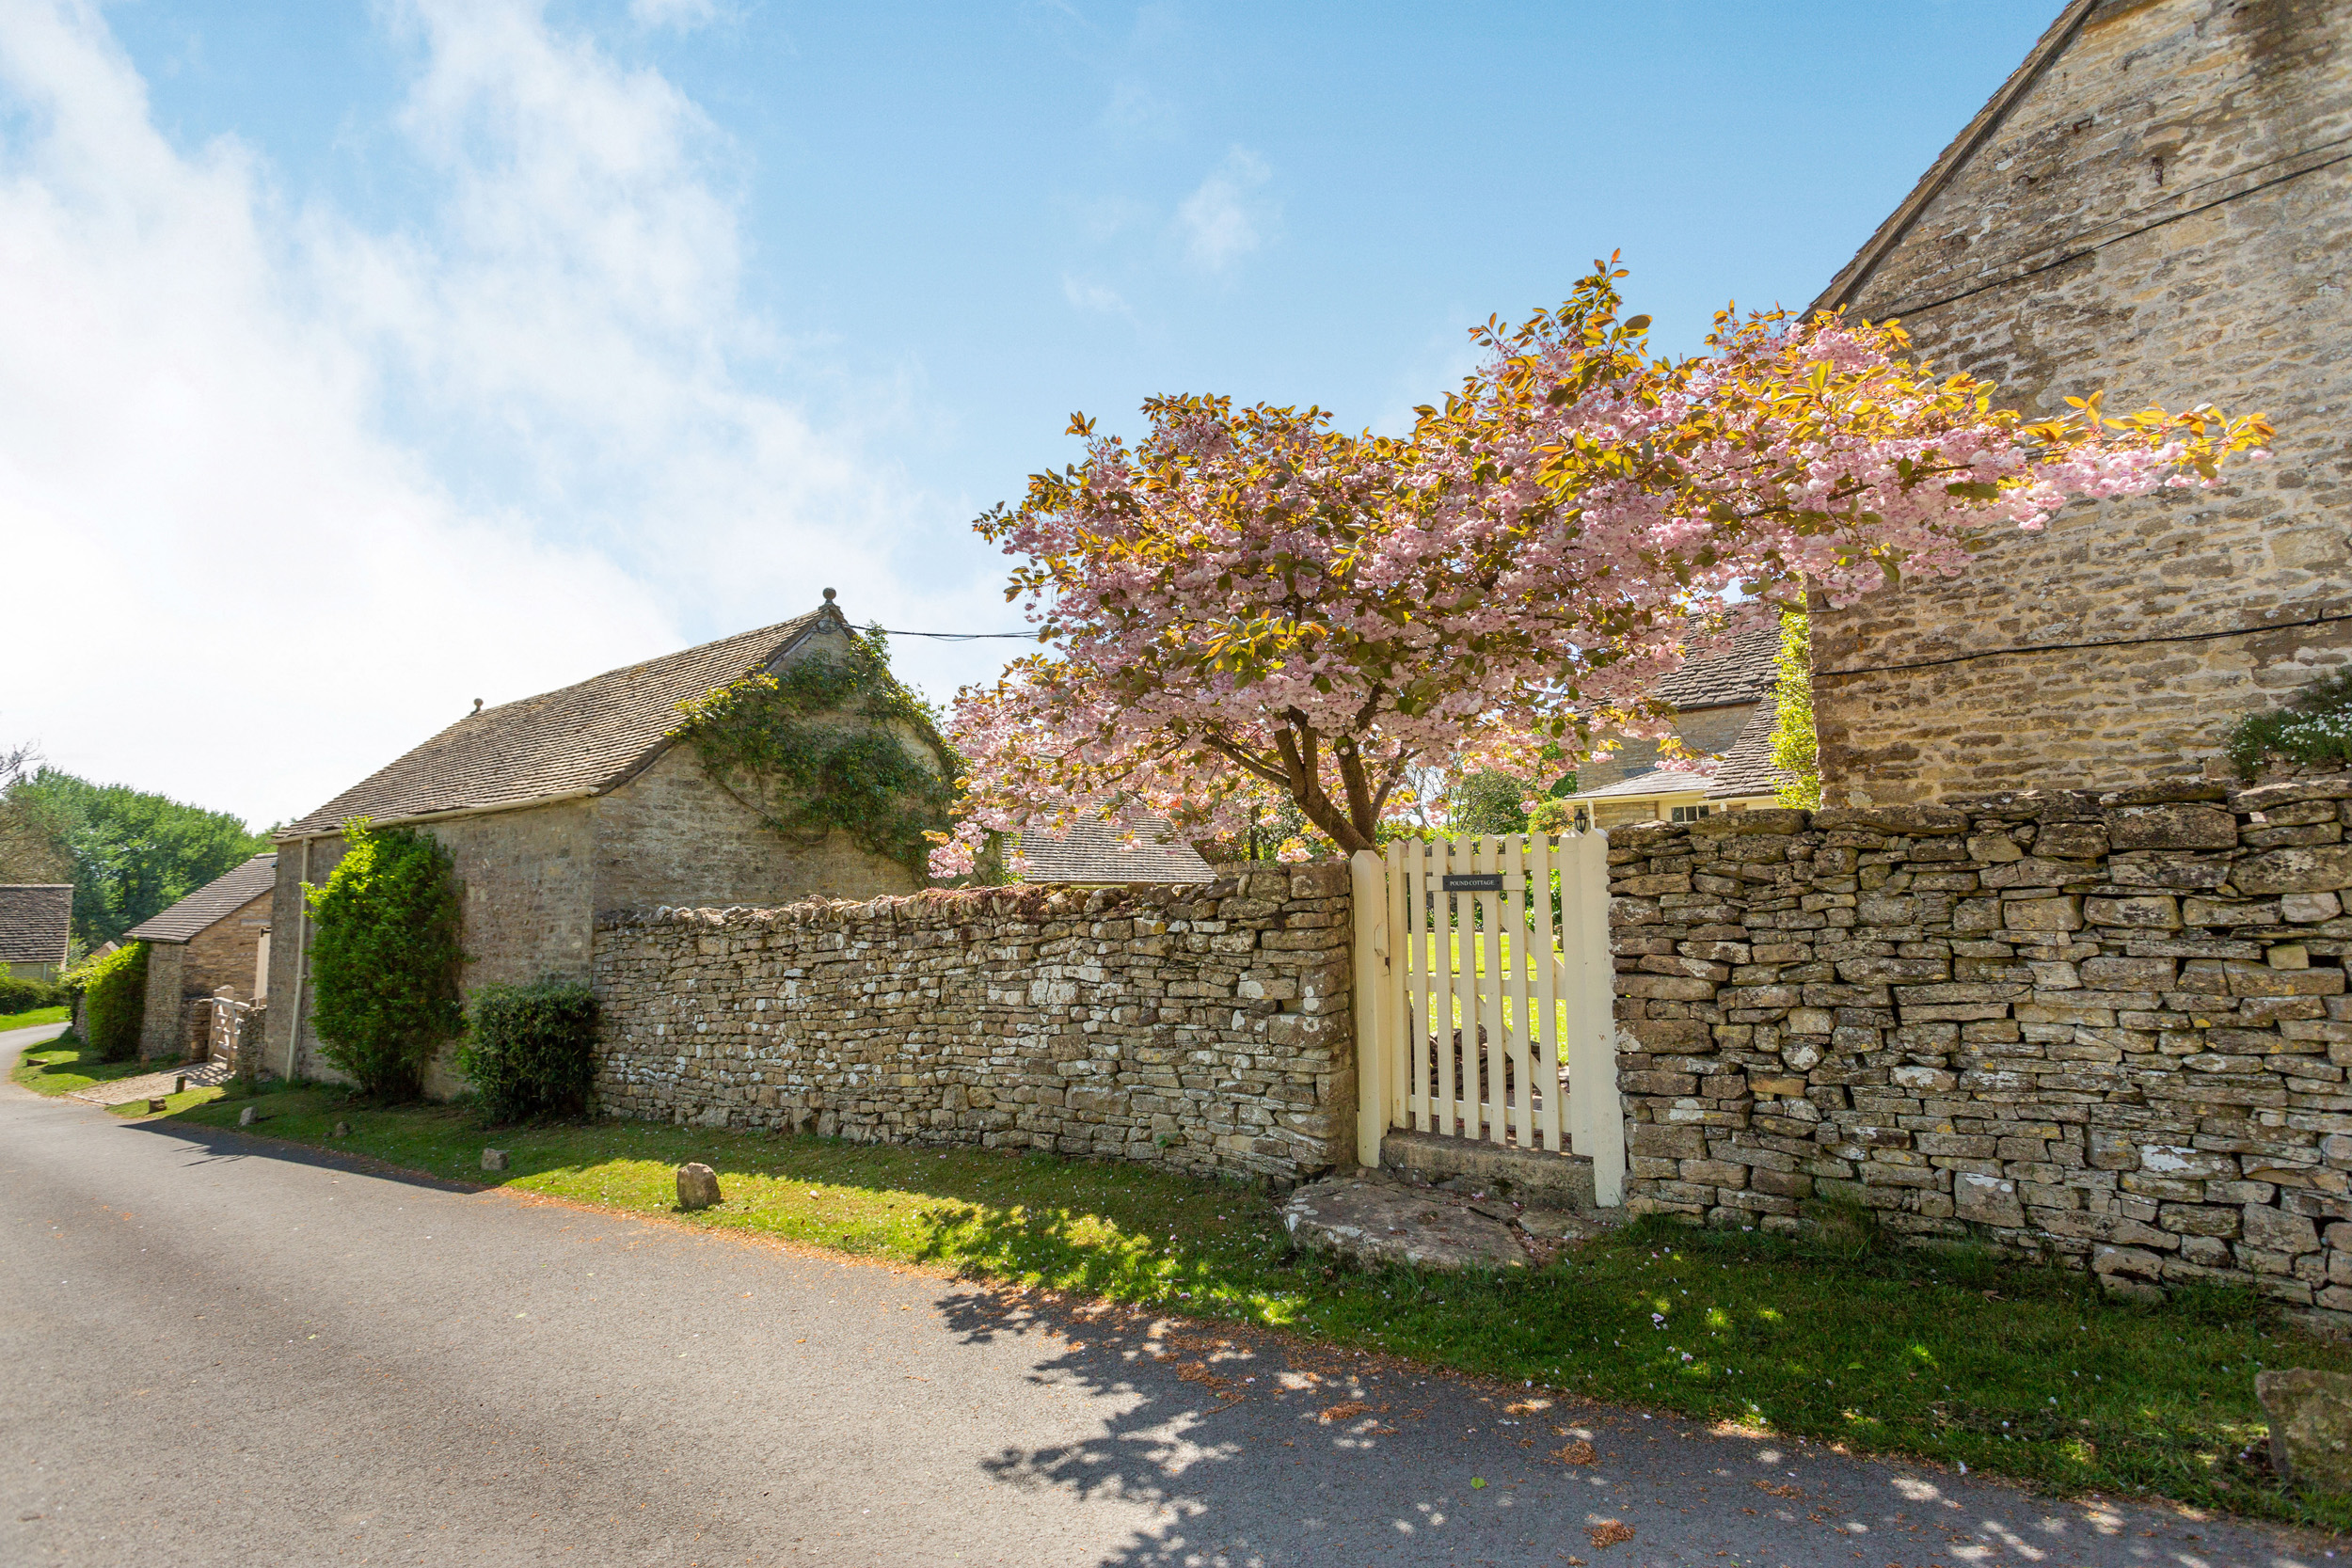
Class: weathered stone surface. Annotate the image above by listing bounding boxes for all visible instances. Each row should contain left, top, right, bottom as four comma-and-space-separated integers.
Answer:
2236, 847, 2352, 897
1609, 772, 2352, 1327
237, 1105, 258, 1126
593, 869, 1355, 1185
676, 1162, 722, 1211
482, 1148, 509, 1172
1810, 0, 2352, 806
2258, 1370, 2352, 1493
1280, 1178, 1527, 1271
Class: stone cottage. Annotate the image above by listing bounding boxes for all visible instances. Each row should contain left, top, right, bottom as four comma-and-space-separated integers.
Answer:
125, 853, 276, 1058
1809, 0, 2351, 803
1575, 626, 1796, 829
1013, 806, 1216, 886
263, 598, 938, 1093
0, 883, 71, 981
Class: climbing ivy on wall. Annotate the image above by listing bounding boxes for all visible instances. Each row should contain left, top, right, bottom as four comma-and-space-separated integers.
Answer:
673, 627, 964, 882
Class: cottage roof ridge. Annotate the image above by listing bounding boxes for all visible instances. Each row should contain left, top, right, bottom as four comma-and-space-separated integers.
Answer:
278, 606, 836, 839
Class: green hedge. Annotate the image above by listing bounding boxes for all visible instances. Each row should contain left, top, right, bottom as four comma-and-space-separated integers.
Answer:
71, 942, 149, 1062
0, 974, 63, 1014
306, 819, 465, 1100
458, 978, 598, 1124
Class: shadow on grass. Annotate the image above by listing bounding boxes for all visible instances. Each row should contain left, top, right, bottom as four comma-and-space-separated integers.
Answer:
115, 1101, 488, 1195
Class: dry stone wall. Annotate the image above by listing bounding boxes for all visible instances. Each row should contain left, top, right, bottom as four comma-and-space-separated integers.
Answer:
591, 866, 1356, 1184
1609, 768, 2352, 1321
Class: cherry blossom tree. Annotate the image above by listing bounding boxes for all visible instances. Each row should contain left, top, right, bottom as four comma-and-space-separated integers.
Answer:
930, 261, 2267, 877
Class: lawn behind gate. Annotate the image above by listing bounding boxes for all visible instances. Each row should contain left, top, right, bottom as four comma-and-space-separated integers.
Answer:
144, 1085, 2352, 1534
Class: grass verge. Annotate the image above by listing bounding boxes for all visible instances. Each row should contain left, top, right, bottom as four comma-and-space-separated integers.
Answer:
0, 1006, 69, 1034
110, 1084, 229, 1118
165, 1086, 2349, 1533
10, 1031, 174, 1097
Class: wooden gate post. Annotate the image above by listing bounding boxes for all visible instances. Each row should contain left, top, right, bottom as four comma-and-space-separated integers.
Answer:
1348, 848, 1391, 1170
1565, 832, 1628, 1205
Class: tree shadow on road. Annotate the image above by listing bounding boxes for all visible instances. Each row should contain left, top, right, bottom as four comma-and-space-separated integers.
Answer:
926, 1282, 1623, 1566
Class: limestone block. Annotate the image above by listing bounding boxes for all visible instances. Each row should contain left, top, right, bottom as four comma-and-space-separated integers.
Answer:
1954, 1173, 2026, 1227
2104, 804, 2238, 852
2236, 846, 2352, 897
2258, 1370, 2352, 1494
2005, 896, 2084, 933
2085, 895, 2182, 929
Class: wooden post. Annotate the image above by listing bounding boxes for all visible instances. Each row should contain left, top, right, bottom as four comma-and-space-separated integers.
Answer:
1565, 830, 1628, 1205
1348, 848, 1390, 1171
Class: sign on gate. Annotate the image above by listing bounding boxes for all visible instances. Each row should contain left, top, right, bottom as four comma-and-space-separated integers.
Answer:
1349, 832, 1626, 1206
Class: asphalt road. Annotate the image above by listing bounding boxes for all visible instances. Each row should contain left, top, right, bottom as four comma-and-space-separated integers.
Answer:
0, 1022, 2324, 1567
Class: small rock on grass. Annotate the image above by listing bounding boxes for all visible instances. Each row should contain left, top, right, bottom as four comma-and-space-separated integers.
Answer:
2258, 1368, 2352, 1493
332, 1120, 350, 1138
482, 1148, 509, 1172
676, 1162, 723, 1211
237, 1105, 259, 1127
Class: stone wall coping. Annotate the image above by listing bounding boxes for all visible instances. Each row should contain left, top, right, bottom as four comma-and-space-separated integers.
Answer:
595, 863, 1351, 931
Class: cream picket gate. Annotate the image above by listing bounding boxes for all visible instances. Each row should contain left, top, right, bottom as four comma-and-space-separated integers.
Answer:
1348, 833, 1625, 1205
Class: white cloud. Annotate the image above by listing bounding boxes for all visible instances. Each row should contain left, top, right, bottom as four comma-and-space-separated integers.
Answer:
1175, 146, 1273, 273
1060, 274, 1132, 319
0, 0, 1002, 827
628, 0, 721, 31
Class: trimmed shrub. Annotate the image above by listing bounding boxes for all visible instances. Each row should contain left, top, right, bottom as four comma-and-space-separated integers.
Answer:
69, 942, 149, 1062
0, 974, 63, 1014
306, 819, 465, 1101
458, 978, 599, 1125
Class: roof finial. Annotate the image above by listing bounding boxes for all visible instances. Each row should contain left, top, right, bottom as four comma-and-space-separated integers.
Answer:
822, 587, 836, 603
472, 698, 484, 713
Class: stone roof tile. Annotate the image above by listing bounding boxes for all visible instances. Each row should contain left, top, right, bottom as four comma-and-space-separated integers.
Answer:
0, 884, 72, 968
125, 855, 278, 944
279, 609, 833, 838
1015, 811, 1215, 885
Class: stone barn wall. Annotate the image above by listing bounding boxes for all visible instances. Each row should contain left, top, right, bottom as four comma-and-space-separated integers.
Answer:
590, 866, 1356, 1185
1607, 768, 2352, 1322
1810, 0, 2352, 803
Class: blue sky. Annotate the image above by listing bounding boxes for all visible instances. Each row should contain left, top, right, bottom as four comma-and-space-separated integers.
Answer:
3, 0, 2058, 825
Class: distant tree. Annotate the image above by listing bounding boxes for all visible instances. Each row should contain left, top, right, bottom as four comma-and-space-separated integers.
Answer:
0, 769, 271, 945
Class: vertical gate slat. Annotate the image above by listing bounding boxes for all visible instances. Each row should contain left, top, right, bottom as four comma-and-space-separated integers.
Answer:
1528, 832, 1565, 1154
1385, 838, 1410, 1136
1432, 837, 1459, 1137
1474, 837, 1505, 1146
1500, 835, 1532, 1148
1403, 839, 1430, 1132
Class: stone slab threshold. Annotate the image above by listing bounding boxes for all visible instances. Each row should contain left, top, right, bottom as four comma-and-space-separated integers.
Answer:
70, 1059, 233, 1107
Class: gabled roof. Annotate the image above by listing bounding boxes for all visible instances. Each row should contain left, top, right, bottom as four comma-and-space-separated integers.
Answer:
1015, 810, 1216, 885
126, 855, 278, 944
0, 885, 71, 967
1649, 625, 1782, 712
1578, 768, 1713, 802
279, 608, 835, 838
1811, 0, 2097, 313
1705, 705, 1798, 802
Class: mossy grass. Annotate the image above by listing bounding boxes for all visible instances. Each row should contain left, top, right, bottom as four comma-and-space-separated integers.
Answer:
109, 1084, 229, 1118
164, 1086, 2352, 1532
11, 1030, 176, 1097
